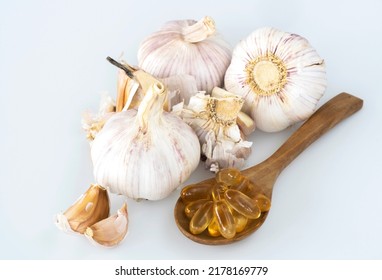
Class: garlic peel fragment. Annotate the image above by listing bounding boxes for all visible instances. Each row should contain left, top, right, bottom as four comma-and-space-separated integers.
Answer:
81, 94, 116, 141
225, 27, 327, 132
84, 203, 128, 247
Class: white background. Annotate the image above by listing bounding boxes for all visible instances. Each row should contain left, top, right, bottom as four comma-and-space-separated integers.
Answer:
1, 0, 381, 259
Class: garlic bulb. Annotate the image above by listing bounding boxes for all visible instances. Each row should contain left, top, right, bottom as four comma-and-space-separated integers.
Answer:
91, 80, 200, 200
138, 16, 232, 93
176, 89, 252, 172
224, 27, 327, 132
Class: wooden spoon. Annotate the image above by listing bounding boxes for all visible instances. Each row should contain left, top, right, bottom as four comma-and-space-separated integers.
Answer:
174, 92, 363, 245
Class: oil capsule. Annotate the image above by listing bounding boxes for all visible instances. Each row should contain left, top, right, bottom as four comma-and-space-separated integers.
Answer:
225, 189, 261, 219
189, 201, 214, 235
207, 217, 221, 237
230, 177, 250, 193
181, 183, 212, 203
232, 209, 248, 233
211, 182, 227, 201
254, 193, 271, 212
214, 201, 236, 239
184, 199, 210, 219
216, 168, 245, 187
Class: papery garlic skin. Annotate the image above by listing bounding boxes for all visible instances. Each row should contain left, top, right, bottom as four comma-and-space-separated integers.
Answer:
82, 94, 116, 141
138, 16, 232, 93
224, 27, 327, 132
178, 92, 252, 172
91, 82, 200, 200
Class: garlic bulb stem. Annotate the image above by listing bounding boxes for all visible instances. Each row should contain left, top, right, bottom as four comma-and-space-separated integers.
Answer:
137, 82, 166, 132
182, 16, 215, 43
107, 56, 134, 78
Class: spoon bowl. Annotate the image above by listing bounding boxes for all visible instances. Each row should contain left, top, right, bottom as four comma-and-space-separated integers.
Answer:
174, 93, 363, 245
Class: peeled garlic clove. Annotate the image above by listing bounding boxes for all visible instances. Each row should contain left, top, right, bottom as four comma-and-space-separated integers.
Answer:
91, 80, 200, 200
138, 16, 232, 93
225, 27, 327, 132
178, 92, 252, 172
84, 203, 128, 247
55, 184, 110, 234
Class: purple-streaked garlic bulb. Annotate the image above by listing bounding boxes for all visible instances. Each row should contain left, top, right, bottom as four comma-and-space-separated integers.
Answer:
138, 16, 232, 93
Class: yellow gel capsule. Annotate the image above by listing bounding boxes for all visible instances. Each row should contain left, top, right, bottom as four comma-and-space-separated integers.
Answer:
225, 189, 261, 219
207, 218, 221, 237
254, 193, 271, 212
211, 182, 227, 201
184, 199, 210, 219
231, 177, 250, 193
181, 183, 212, 203
189, 201, 214, 235
214, 201, 236, 239
216, 168, 244, 187
232, 210, 248, 233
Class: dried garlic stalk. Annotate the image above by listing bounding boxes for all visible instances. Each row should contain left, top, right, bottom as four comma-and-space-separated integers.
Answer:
113, 58, 198, 111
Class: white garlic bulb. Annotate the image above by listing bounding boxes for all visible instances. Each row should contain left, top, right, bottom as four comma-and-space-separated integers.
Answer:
176, 90, 252, 172
91, 81, 200, 200
224, 27, 327, 132
138, 16, 232, 93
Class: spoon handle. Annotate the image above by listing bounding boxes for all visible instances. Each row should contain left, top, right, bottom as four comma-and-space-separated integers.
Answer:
257, 92, 363, 176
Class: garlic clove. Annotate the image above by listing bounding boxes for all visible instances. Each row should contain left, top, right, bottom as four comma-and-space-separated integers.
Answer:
236, 111, 256, 136
84, 203, 128, 247
55, 184, 110, 234
224, 27, 327, 132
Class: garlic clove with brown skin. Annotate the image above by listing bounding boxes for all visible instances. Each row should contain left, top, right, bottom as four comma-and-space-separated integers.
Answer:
84, 203, 128, 247
55, 184, 110, 234
138, 16, 232, 93
224, 27, 327, 132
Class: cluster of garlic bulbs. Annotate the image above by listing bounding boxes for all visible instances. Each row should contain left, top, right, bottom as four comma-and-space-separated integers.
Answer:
58, 18, 328, 247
